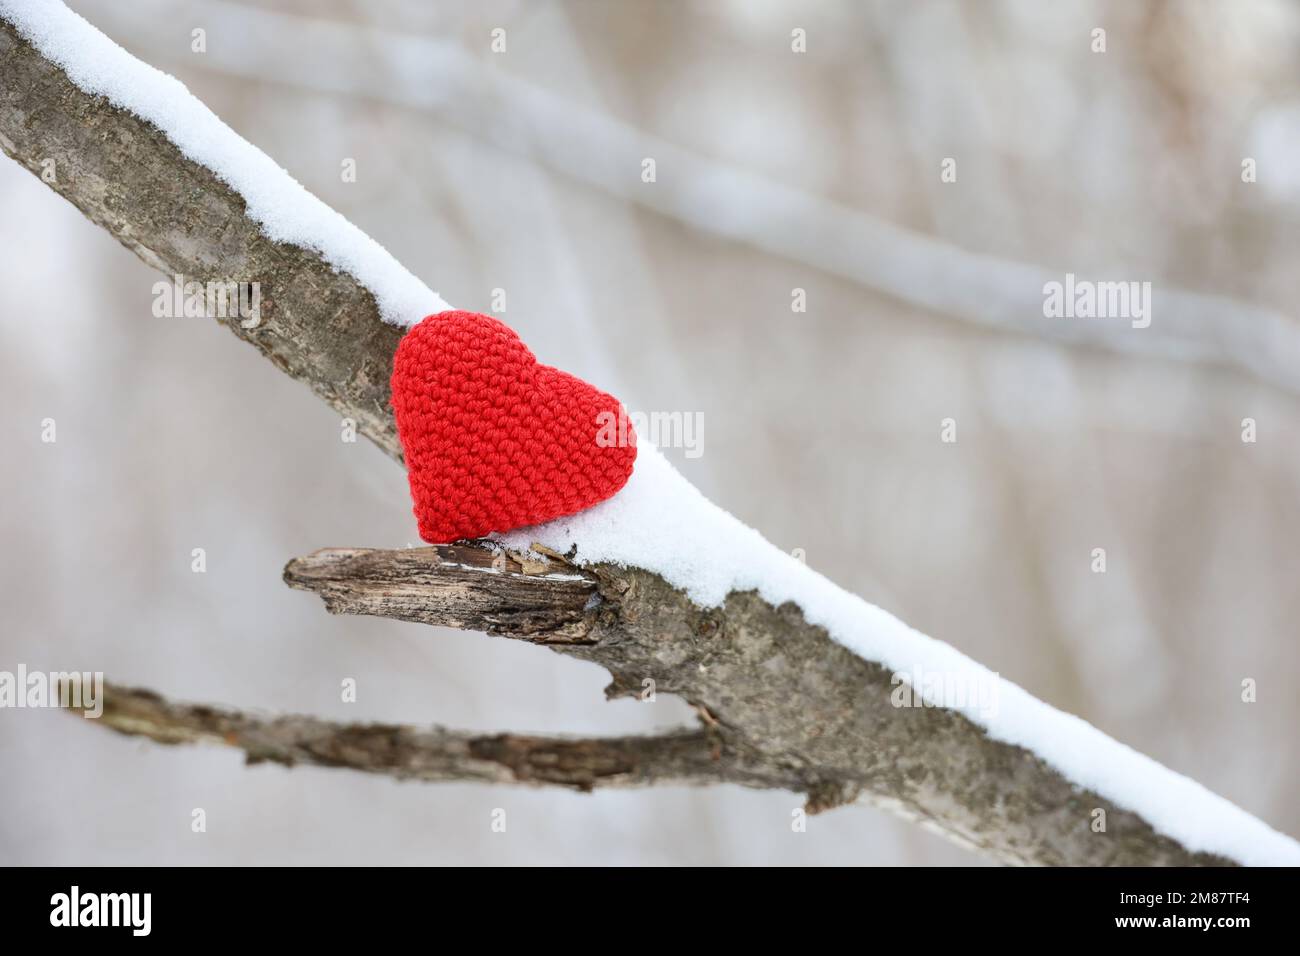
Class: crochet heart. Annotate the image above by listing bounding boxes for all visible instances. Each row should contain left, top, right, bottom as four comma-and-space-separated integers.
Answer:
391, 310, 637, 543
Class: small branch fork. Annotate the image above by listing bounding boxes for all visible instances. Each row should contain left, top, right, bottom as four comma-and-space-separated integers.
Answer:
87, 542, 1233, 865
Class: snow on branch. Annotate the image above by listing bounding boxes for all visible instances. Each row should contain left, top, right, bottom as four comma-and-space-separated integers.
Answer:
0, 3, 414, 460
77, 0, 1300, 397
276, 543, 1242, 866
3, 2, 1298, 866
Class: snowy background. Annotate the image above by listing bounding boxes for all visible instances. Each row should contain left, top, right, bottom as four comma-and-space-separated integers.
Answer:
2, 0, 1299, 865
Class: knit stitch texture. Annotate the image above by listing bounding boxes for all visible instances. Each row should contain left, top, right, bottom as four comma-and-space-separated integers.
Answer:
391, 310, 637, 542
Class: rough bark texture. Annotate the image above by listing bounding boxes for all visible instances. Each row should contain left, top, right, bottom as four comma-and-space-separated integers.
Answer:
0, 16, 1240, 865
0, 18, 405, 461
99, 683, 791, 792
282, 544, 1231, 867
283, 545, 599, 644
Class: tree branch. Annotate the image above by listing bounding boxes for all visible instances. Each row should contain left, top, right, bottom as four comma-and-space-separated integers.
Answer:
0, 16, 405, 461
98, 683, 787, 792
282, 545, 599, 644
84, 0, 1300, 397
1, 13, 1262, 866
284, 544, 1232, 867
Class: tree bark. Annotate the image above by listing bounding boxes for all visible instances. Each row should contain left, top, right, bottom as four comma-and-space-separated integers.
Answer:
0, 17, 406, 461
99, 684, 791, 792
275, 543, 1230, 866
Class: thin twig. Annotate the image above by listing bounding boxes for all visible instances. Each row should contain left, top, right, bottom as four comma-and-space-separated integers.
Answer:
97, 683, 788, 792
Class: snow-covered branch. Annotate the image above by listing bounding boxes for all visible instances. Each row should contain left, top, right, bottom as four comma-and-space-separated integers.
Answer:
4, 3, 1298, 867
281, 542, 1246, 866
0, 3, 428, 462
74, 0, 1300, 398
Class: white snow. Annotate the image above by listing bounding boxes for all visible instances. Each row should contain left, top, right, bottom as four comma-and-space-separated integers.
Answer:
0, 0, 449, 327
503, 447, 1300, 867
6, 0, 1298, 867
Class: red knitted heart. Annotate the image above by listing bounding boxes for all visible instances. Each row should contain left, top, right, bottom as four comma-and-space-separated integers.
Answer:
391, 310, 637, 543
